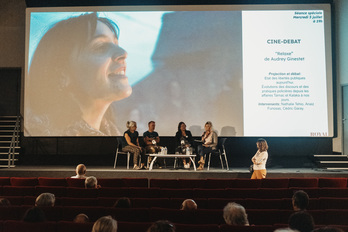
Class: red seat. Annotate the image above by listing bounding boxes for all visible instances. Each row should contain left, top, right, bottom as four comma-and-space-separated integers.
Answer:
110, 208, 150, 222
23, 196, 37, 206
150, 207, 195, 224
60, 197, 98, 207
207, 198, 246, 210
319, 188, 348, 197
0, 177, 11, 186
60, 206, 109, 222
97, 178, 125, 188
318, 178, 347, 188
97, 197, 119, 207
220, 224, 275, 232
261, 178, 289, 188
226, 188, 259, 198
258, 188, 291, 199
2, 186, 35, 196
118, 222, 152, 232
150, 179, 179, 188
123, 178, 148, 188
176, 223, 219, 232
289, 178, 318, 188
38, 177, 67, 187
0, 206, 22, 220
319, 197, 348, 210
56, 221, 94, 232
3, 220, 56, 232
244, 198, 283, 210
193, 189, 227, 198
178, 179, 207, 189
66, 187, 98, 198
65, 178, 85, 188
98, 187, 130, 198
128, 187, 161, 198
247, 209, 287, 225
195, 209, 225, 224
35, 186, 67, 197
289, 187, 319, 198
160, 188, 193, 198
10, 177, 38, 186
205, 179, 234, 189
231, 179, 262, 189
35, 206, 63, 221
170, 198, 208, 209
2, 196, 24, 206
132, 198, 170, 208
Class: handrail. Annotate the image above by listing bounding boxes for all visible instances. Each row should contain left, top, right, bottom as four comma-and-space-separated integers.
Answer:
7, 116, 20, 168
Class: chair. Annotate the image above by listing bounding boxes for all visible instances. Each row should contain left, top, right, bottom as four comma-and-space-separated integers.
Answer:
204, 138, 229, 170
114, 137, 141, 169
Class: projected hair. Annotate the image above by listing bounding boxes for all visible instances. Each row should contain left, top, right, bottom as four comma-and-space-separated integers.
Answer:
257, 138, 268, 152
26, 13, 119, 134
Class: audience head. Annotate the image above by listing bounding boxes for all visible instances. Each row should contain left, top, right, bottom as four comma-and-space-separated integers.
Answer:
92, 216, 117, 232
288, 211, 314, 232
0, 198, 11, 206
256, 138, 268, 152
274, 229, 299, 232
180, 199, 197, 211
147, 220, 175, 232
126, 121, 137, 130
177, 122, 186, 132
292, 190, 309, 211
23, 206, 46, 222
35, 192, 55, 207
85, 176, 98, 189
223, 202, 249, 226
74, 213, 90, 223
113, 197, 132, 208
76, 164, 87, 177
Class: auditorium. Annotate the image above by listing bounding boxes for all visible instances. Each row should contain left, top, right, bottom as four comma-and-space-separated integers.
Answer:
0, 0, 348, 231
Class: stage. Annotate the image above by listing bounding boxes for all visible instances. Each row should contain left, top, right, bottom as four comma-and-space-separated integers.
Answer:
0, 166, 347, 179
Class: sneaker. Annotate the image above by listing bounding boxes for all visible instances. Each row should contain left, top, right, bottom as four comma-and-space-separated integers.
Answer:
184, 164, 190, 169
133, 165, 141, 170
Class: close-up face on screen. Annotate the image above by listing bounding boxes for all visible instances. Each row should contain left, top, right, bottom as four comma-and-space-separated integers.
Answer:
24, 4, 333, 137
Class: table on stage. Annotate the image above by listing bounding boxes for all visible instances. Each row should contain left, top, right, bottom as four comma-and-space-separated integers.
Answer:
148, 154, 197, 171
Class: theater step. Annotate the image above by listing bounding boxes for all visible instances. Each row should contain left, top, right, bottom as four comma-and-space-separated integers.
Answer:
0, 116, 21, 168
313, 154, 348, 169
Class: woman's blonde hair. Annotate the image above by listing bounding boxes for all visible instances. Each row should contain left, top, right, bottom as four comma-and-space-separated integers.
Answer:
92, 216, 117, 232
257, 138, 268, 152
126, 121, 137, 129
205, 121, 213, 131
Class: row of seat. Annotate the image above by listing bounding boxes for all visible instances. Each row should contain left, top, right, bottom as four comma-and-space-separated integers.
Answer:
5, 196, 348, 210
1, 177, 348, 189
1, 206, 348, 226
1, 221, 343, 232
2, 186, 348, 198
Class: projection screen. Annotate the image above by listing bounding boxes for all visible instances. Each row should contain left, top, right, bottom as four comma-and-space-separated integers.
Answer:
24, 4, 333, 137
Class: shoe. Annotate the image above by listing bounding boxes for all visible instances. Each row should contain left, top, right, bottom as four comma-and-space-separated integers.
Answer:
133, 166, 141, 170
197, 166, 204, 170
184, 164, 190, 169
198, 160, 205, 165
140, 166, 146, 170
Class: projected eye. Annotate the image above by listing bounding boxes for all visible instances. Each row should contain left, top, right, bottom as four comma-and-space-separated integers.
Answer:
91, 43, 112, 54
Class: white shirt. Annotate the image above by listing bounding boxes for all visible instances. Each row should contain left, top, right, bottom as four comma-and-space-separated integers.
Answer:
71, 174, 86, 179
252, 150, 268, 170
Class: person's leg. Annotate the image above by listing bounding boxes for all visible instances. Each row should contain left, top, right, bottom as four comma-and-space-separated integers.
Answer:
122, 146, 140, 169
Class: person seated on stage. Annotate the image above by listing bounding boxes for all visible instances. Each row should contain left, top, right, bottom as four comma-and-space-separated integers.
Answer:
144, 121, 163, 168
92, 216, 118, 232
35, 192, 55, 207
0, 198, 11, 206
71, 164, 87, 178
122, 121, 146, 170
288, 211, 314, 232
175, 122, 194, 169
85, 176, 101, 189
292, 190, 309, 211
251, 138, 269, 179
74, 213, 90, 223
113, 197, 132, 208
223, 202, 249, 226
197, 121, 218, 170
180, 199, 197, 211
147, 220, 176, 232
23, 206, 46, 222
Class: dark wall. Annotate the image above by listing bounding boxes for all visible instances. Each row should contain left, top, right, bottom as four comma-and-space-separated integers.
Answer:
20, 136, 332, 168
0, 68, 21, 116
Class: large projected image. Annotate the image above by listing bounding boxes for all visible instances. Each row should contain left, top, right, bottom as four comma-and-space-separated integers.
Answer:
24, 5, 333, 137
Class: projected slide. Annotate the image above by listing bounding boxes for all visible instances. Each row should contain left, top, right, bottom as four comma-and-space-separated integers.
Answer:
242, 10, 329, 136
24, 5, 333, 137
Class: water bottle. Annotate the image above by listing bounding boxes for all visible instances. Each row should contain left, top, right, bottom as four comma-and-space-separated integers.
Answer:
165, 147, 168, 155
186, 147, 190, 155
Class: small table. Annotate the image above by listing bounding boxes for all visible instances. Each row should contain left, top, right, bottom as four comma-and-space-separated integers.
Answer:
148, 154, 197, 171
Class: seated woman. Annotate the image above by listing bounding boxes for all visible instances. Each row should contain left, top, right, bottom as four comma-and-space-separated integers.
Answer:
175, 122, 193, 169
197, 121, 218, 170
122, 121, 146, 170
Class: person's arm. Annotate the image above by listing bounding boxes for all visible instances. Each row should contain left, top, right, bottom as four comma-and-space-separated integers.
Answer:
187, 131, 193, 146
254, 151, 267, 165
136, 137, 140, 147
210, 132, 218, 148
125, 133, 137, 147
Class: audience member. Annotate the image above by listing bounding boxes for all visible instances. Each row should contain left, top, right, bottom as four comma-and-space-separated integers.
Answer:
23, 206, 46, 222
113, 197, 132, 208
288, 211, 314, 232
180, 199, 197, 211
71, 164, 87, 178
35, 192, 55, 207
274, 229, 299, 232
92, 216, 117, 232
74, 213, 90, 223
147, 220, 176, 232
0, 198, 11, 206
223, 202, 249, 226
292, 190, 309, 211
85, 176, 100, 189
197, 121, 218, 170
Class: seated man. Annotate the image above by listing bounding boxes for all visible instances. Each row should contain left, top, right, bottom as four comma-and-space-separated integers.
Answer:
71, 164, 87, 179
180, 199, 197, 211
223, 202, 249, 226
85, 176, 100, 189
143, 121, 164, 167
292, 190, 309, 211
